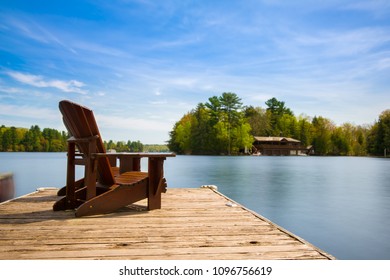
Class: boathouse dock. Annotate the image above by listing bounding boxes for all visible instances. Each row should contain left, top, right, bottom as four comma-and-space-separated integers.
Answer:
0, 187, 334, 260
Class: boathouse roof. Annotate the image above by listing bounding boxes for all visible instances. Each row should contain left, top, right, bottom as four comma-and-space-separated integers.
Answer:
253, 136, 301, 143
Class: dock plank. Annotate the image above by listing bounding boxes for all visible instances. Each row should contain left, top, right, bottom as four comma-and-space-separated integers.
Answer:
0, 188, 334, 260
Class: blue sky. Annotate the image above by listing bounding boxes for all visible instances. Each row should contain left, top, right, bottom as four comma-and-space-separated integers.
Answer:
1, 0, 389, 144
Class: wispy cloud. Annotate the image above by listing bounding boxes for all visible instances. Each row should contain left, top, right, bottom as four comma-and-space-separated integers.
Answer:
291, 27, 390, 57
0, 0, 389, 142
97, 114, 172, 132
6, 71, 88, 94
344, 0, 390, 17
0, 103, 59, 121
0, 86, 23, 94
1, 13, 78, 54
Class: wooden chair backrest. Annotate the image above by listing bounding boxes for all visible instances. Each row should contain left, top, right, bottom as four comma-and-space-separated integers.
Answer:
59, 100, 115, 185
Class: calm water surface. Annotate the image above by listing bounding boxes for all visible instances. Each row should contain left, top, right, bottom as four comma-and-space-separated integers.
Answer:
1, 153, 389, 260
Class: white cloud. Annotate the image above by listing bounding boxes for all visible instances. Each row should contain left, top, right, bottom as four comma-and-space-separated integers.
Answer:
293, 28, 390, 57
6, 71, 88, 94
150, 100, 168, 105
96, 114, 172, 132
0, 103, 59, 121
95, 113, 174, 143
96, 91, 106, 96
375, 56, 390, 71
344, 0, 390, 17
0, 86, 23, 94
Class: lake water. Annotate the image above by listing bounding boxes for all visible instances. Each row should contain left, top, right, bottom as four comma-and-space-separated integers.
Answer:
1, 152, 389, 260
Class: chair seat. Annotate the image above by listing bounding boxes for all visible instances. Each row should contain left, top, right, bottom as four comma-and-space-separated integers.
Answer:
115, 171, 149, 185
111, 166, 120, 177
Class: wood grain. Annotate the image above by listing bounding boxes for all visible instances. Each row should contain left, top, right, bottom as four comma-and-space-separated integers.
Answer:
0, 188, 334, 260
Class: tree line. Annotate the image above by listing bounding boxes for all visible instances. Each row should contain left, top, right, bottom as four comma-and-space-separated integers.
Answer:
104, 141, 169, 153
0, 125, 68, 152
0, 125, 159, 152
168, 92, 253, 155
168, 93, 390, 156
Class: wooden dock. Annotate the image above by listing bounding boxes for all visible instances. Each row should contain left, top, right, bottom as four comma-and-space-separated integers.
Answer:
0, 187, 334, 260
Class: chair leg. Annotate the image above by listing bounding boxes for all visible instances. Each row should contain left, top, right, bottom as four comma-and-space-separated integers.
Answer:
53, 194, 84, 211
147, 158, 165, 210
75, 181, 148, 217
53, 185, 111, 211
57, 178, 85, 196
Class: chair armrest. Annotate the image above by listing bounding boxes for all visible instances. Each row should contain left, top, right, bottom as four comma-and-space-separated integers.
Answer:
92, 152, 175, 173
93, 152, 175, 158
67, 135, 99, 143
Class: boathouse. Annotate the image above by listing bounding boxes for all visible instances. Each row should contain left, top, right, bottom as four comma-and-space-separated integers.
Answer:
253, 136, 311, 156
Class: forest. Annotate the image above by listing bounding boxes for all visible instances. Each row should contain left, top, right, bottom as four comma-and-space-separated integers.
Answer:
168, 93, 390, 156
1, 94, 389, 156
0, 125, 168, 152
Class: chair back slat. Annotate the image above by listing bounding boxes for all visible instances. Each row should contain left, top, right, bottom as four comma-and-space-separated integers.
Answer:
59, 100, 115, 185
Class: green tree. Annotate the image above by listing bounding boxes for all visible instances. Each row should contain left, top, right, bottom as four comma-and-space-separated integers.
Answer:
128, 140, 143, 152
205, 96, 222, 125
42, 128, 64, 152
168, 113, 193, 154
297, 115, 312, 146
331, 127, 350, 155
27, 125, 43, 151
277, 113, 298, 138
169, 92, 252, 155
205, 92, 247, 154
368, 110, 390, 155
351, 125, 368, 156
230, 122, 253, 154
219, 92, 244, 154
244, 106, 271, 137
0, 125, 66, 152
311, 116, 334, 155
2, 127, 13, 151
265, 97, 293, 116
265, 97, 294, 136
190, 103, 214, 154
